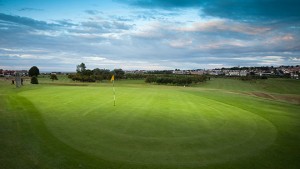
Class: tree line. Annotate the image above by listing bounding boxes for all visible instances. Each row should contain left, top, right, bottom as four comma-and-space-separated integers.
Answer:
68, 63, 125, 82
66, 63, 208, 85
26, 64, 208, 86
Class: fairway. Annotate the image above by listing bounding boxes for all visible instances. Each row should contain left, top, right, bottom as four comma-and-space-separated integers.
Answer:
1, 78, 300, 169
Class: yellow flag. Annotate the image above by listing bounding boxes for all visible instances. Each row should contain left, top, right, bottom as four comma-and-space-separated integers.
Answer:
111, 75, 115, 82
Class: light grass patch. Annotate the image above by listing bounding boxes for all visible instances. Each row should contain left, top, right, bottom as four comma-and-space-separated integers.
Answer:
19, 86, 277, 166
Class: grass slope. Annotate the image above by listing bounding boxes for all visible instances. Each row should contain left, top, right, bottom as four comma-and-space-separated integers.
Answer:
0, 77, 299, 169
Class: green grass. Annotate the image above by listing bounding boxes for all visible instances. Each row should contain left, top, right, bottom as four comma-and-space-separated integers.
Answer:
0, 77, 300, 169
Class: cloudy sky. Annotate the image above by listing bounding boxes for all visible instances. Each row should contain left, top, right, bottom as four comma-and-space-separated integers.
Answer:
0, 0, 300, 71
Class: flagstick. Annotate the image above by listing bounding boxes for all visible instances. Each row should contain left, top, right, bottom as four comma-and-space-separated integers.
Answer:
113, 80, 116, 106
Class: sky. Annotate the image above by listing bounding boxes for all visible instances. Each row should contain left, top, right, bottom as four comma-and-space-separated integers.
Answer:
0, 0, 300, 72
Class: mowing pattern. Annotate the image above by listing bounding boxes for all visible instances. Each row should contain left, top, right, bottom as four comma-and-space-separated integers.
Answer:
19, 86, 277, 166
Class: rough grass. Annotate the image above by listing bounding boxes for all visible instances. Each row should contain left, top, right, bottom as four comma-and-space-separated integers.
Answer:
0, 77, 299, 169
200, 78, 300, 104
201, 78, 300, 94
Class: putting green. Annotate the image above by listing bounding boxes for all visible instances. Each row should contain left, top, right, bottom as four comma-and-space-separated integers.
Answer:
19, 86, 277, 166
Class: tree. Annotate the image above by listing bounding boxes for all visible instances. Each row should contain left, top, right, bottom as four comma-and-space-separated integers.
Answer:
112, 69, 125, 79
76, 63, 86, 74
50, 74, 58, 81
82, 69, 93, 76
28, 66, 40, 77
31, 76, 39, 84
93, 68, 111, 80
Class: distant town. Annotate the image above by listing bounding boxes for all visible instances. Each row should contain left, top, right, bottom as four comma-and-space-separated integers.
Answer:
1, 65, 299, 79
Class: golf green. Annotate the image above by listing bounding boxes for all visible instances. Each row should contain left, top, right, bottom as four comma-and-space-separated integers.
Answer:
1, 78, 300, 169
18, 86, 276, 166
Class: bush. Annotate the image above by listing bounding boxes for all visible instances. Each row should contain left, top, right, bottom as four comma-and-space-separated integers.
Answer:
50, 74, 58, 81
125, 73, 147, 79
68, 74, 96, 82
31, 76, 39, 84
145, 75, 206, 85
145, 75, 157, 83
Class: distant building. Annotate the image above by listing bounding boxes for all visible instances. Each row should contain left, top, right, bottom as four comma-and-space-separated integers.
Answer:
190, 70, 205, 75
3, 70, 15, 76
17, 70, 28, 76
239, 70, 248, 76
0, 70, 28, 77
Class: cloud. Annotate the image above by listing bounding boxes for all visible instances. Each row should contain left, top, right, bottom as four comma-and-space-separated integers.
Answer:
132, 21, 168, 39
82, 56, 106, 61
81, 20, 133, 31
19, 8, 43, 12
290, 57, 300, 61
201, 0, 300, 21
256, 56, 285, 65
194, 39, 250, 51
117, 0, 203, 8
0, 13, 139, 71
54, 19, 78, 27
84, 10, 102, 15
7, 54, 39, 59
169, 39, 192, 48
265, 34, 295, 44
0, 13, 58, 30
0, 5, 299, 72
132, 9, 183, 21
0, 47, 53, 60
117, 0, 300, 21
0, 13, 132, 44
177, 19, 271, 35
109, 15, 133, 22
